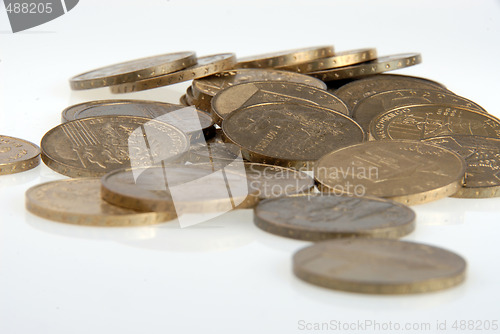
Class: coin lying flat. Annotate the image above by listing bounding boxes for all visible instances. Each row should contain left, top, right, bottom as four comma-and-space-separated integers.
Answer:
309, 53, 422, 82
370, 104, 500, 141
111, 53, 236, 93
277, 48, 377, 73
236, 46, 335, 69
26, 178, 175, 226
0, 135, 40, 175
293, 239, 466, 294
211, 81, 349, 124
353, 89, 487, 132
314, 140, 466, 205
334, 74, 449, 111
423, 135, 500, 198
222, 102, 365, 169
69, 51, 197, 90
41, 116, 189, 177
254, 195, 415, 241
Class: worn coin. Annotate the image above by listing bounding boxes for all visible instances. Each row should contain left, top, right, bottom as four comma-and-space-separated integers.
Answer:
370, 104, 500, 141
293, 238, 466, 294
26, 178, 175, 226
254, 195, 415, 241
314, 140, 466, 205
222, 102, 365, 169
0, 135, 40, 175
70, 51, 197, 90
111, 53, 236, 93
41, 116, 189, 177
236, 46, 335, 69
211, 81, 349, 124
353, 89, 487, 132
423, 135, 500, 198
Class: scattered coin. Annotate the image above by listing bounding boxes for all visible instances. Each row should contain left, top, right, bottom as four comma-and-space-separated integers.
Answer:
254, 195, 415, 240
26, 178, 176, 226
222, 102, 365, 169
0, 135, 40, 175
69, 51, 197, 90
211, 81, 349, 124
236, 46, 335, 69
314, 140, 466, 205
293, 238, 466, 294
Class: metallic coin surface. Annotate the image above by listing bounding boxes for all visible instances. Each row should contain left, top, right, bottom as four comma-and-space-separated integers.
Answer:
0, 135, 40, 175
185, 85, 196, 105
309, 53, 422, 82
222, 102, 365, 169
370, 104, 500, 141
192, 68, 327, 98
353, 89, 487, 132
277, 48, 377, 73
111, 53, 236, 93
70, 51, 196, 90
314, 140, 466, 205
211, 81, 349, 124
41, 116, 189, 177
236, 45, 335, 69
179, 94, 189, 106
255, 195, 415, 241
61, 99, 150, 123
335, 74, 449, 111
423, 135, 500, 198
293, 238, 466, 294
26, 178, 175, 226
101, 165, 258, 213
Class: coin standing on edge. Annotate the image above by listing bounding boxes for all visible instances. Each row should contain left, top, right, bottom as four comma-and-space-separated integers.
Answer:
0, 135, 40, 175
254, 195, 415, 241
236, 46, 335, 69
293, 238, 467, 294
26, 178, 175, 226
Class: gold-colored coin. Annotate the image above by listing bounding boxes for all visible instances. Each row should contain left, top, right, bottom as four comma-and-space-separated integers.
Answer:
314, 140, 466, 205
41, 116, 189, 177
192, 68, 327, 98
222, 102, 365, 169
185, 86, 196, 106
353, 89, 487, 132
423, 135, 500, 198
0, 135, 40, 175
179, 94, 189, 106
277, 48, 377, 73
309, 53, 422, 82
61, 99, 146, 123
236, 45, 335, 69
110, 53, 236, 93
369, 104, 500, 141
211, 81, 349, 124
69, 51, 197, 90
293, 239, 466, 294
26, 178, 175, 226
254, 195, 415, 241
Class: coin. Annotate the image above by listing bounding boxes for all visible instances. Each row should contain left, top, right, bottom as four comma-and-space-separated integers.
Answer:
314, 140, 466, 205
254, 195, 415, 240
309, 53, 422, 82
41, 116, 189, 177
353, 89, 487, 132
0, 135, 40, 175
192, 68, 327, 98
370, 104, 500, 141
179, 94, 189, 106
277, 48, 377, 73
26, 178, 175, 226
293, 238, 466, 294
236, 46, 335, 69
222, 102, 365, 169
110, 54, 236, 93
185, 85, 196, 105
211, 81, 349, 124
335, 74, 449, 111
69, 51, 197, 90
101, 165, 258, 213
423, 135, 500, 198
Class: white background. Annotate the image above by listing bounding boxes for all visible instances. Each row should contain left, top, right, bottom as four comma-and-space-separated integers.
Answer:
1, 1, 500, 333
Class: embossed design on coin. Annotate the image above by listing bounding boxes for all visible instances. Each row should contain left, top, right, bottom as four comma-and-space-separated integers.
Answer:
0, 135, 40, 175
236, 46, 335, 69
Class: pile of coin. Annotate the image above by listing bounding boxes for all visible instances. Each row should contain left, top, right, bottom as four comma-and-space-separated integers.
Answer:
17, 45, 500, 294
